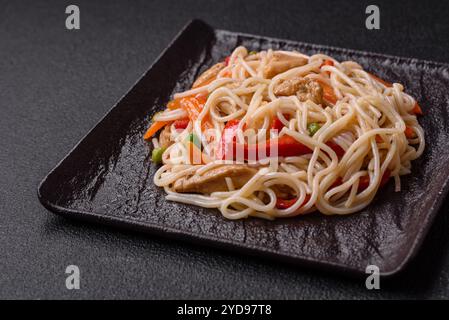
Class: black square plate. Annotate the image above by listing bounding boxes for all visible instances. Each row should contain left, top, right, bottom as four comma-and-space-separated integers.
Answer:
38, 19, 449, 277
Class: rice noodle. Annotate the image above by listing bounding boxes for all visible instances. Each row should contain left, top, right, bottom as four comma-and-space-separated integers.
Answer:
150, 46, 425, 220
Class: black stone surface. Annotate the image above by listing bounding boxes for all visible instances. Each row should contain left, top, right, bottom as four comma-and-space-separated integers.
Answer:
2, 0, 449, 299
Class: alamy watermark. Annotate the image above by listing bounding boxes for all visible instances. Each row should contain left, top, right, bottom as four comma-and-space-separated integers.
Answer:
65, 5, 80, 30
365, 5, 380, 30
365, 265, 380, 289
65, 265, 80, 290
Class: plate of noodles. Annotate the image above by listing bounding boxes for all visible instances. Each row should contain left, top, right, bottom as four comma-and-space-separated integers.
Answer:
38, 20, 449, 276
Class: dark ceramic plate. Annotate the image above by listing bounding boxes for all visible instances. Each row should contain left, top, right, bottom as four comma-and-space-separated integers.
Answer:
38, 19, 449, 277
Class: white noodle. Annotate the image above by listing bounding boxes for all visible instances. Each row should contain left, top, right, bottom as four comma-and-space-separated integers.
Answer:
150, 46, 425, 219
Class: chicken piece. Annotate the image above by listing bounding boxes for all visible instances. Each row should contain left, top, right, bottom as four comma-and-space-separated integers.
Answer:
273, 77, 323, 104
159, 125, 173, 149
173, 165, 257, 193
192, 62, 226, 88
263, 53, 308, 79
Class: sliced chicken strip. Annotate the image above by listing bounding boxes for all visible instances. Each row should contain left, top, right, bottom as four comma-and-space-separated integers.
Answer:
263, 53, 308, 79
173, 165, 257, 193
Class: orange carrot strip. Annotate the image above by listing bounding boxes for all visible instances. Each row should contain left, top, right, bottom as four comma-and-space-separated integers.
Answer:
222, 70, 231, 78
322, 60, 334, 67
412, 102, 423, 116
320, 60, 334, 76
168, 92, 207, 110
369, 73, 393, 87
195, 93, 208, 104
317, 80, 338, 105
180, 96, 213, 131
167, 98, 183, 110
404, 126, 415, 139
143, 121, 170, 140
193, 77, 216, 88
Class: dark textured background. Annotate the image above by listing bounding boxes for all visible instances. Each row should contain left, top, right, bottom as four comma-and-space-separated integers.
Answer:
1, 0, 449, 299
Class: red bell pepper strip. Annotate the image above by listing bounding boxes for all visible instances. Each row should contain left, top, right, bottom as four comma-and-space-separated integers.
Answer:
379, 170, 391, 187
216, 119, 240, 160
218, 120, 346, 160
375, 135, 384, 143
270, 115, 291, 132
267, 135, 312, 157
244, 138, 344, 160
330, 177, 343, 189
326, 141, 345, 158
276, 195, 311, 209
173, 118, 189, 130
271, 117, 285, 132
358, 169, 391, 192
404, 126, 415, 139
240, 135, 312, 161
330, 170, 391, 193
220, 134, 312, 161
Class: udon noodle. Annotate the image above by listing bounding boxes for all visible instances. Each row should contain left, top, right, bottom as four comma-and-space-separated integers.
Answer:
144, 46, 425, 220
